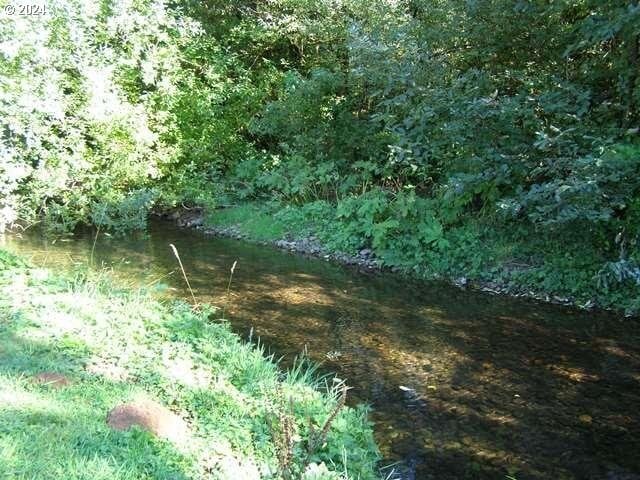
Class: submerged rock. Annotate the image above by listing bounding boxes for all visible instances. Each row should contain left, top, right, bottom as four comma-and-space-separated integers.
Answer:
162, 206, 204, 228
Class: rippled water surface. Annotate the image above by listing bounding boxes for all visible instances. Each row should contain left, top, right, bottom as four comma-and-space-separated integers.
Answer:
4, 221, 639, 479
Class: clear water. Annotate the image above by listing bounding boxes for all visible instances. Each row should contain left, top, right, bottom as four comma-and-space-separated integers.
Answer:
3, 220, 639, 480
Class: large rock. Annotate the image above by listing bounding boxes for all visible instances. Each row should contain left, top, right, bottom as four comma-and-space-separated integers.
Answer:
107, 399, 189, 444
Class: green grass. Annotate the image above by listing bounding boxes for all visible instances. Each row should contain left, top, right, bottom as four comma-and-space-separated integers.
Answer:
0, 250, 380, 480
206, 204, 291, 241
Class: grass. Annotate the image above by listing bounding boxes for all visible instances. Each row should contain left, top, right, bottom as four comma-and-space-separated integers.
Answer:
206, 204, 291, 241
0, 249, 380, 480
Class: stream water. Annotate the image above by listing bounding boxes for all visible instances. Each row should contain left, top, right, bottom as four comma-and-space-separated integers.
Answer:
3, 220, 639, 480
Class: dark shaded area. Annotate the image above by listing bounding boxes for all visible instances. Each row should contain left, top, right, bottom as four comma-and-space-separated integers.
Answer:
5, 220, 640, 480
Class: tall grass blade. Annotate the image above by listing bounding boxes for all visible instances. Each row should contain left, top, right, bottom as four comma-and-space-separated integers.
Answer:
169, 243, 198, 308
221, 259, 237, 319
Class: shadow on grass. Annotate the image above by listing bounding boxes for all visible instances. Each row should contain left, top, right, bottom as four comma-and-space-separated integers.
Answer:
0, 329, 191, 480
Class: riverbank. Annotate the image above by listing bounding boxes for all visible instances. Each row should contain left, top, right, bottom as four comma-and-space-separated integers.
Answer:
159, 202, 639, 317
0, 248, 380, 480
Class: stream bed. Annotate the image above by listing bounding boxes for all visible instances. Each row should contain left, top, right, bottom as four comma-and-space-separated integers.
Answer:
3, 220, 639, 480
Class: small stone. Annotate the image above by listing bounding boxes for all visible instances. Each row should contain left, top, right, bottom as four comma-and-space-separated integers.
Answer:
454, 277, 468, 287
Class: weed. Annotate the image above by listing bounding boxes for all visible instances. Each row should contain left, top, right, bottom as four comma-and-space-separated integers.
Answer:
270, 386, 299, 480
221, 260, 238, 320
305, 383, 349, 465
169, 243, 198, 309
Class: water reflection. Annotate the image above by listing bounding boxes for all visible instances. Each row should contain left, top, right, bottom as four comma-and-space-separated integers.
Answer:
4, 221, 640, 480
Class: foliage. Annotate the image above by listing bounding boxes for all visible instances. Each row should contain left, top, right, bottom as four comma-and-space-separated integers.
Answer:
1, 0, 179, 232
0, 0, 265, 234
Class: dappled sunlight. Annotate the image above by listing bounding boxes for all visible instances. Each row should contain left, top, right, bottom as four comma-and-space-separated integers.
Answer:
233, 274, 337, 307
549, 365, 601, 383
595, 338, 640, 362
161, 344, 212, 389
2, 0, 640, 477
1, 248, 380, 480
199, 438, 262, 480
3, 272, 29, 306
85, 358, 130, 382
30, 304, 84, 335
